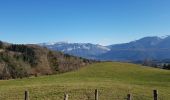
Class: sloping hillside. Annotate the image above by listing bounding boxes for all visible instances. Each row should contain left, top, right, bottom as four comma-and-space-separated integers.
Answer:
0, 41, 94, 79
60, 62, 170, 83
0, 62, 169, 100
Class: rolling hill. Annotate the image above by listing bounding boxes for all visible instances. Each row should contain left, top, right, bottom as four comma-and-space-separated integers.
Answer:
0, 62, 169, 100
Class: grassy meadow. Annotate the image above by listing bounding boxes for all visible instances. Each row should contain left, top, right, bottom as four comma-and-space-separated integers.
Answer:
0, 62, 170, 100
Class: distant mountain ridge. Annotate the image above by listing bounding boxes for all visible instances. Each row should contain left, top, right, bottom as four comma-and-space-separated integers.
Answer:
101, 36, 170, 61
39, 36, 170, 61
39, 42, 110, 59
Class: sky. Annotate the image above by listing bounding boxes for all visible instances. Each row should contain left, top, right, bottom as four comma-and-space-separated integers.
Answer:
0, 0, 170, 45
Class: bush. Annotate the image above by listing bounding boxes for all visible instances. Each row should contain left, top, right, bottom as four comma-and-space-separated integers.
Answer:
0, 65, 11, 80
163, 64, 170, 70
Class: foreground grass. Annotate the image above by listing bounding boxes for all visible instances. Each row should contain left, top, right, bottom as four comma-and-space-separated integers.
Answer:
0, 62, 170, 100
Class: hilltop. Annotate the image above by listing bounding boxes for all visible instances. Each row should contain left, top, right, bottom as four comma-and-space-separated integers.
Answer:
0, 41, 94, 79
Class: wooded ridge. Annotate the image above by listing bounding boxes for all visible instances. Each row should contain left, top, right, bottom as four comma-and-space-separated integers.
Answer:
0, 41, 94, 79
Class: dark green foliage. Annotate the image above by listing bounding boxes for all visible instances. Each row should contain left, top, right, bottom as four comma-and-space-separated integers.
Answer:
7, 44, 31, 53
163, 64, 170, 70
64, 54, 71, 58
0, 41, 3, 49
0, 52, 10, 62
48, 51, 59, 72
7, 44, 37, 66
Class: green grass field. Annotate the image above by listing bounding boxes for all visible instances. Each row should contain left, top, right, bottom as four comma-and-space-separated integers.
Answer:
0, 62, 170, 100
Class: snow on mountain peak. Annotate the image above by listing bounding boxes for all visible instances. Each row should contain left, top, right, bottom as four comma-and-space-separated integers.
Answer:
160, 35, 170, 39
96, 45, 111, 51
39, 41, 68, 46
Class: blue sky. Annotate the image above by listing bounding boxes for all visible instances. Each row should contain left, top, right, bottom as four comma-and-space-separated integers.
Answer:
0, 0, 170, 45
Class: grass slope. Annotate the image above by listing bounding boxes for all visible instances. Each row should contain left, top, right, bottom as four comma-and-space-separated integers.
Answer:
0, 62, 170, 100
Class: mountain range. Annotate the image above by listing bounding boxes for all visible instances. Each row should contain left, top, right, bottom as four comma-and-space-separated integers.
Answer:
39, 42, 110, 59
39, 36, 170, 61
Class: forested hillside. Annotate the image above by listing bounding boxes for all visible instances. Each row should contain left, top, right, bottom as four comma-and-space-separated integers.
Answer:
0, 41, 94, 79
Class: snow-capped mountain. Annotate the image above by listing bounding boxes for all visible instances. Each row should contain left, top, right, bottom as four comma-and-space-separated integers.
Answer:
39, 42, 110, 59
39, 36, 170, 61
99, 36, 170, 61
